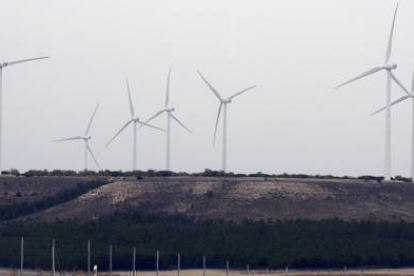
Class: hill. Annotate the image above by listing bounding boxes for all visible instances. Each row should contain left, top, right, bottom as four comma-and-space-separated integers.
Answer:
2, 176, 414, 269
1, 176, 414, 224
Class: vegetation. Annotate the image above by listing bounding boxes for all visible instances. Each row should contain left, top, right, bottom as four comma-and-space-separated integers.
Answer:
3, 168, 411, 182
0, 180, 107, 222
1, 210, 414, 270
0, 171, 412, 270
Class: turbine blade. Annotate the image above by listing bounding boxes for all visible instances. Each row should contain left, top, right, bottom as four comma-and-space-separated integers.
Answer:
126, 79, 135, 119
137, 110, 165, 131
106, 119, 133, 147
335, 66, 384, 89
228, 85, 257, 100
213, 103, 223, 146
137, 121, 166, 132
86, 142, 100, 169
371, 95, 411, 116
385, 3, 399, 63
197, 70, 222, 101
170, 113, 192, 133
390, 72, 411, 96
3, 56, 49, 67
54, 136, 83, 142
85, 104, 99, 136
165, 67, 171, 107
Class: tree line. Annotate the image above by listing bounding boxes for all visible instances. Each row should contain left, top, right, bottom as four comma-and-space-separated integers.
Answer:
1, 210, 414, 270
0, 180, 107, 222
3, 168, 411, 182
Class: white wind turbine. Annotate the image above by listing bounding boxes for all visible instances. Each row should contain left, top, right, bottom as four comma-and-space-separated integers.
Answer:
139, 67, 192, 171
0, 55, 49, 174
197, 70, 257, 172
106, 80, 166, 171
335, 3, 399, 180
371, 66, 414, 181
55, 104, 100, 171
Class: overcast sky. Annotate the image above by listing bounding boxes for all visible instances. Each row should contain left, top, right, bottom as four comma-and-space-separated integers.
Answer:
1, 0, 414, 176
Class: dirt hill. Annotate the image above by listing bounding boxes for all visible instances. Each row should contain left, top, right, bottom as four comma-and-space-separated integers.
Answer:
2, 176, 414, 224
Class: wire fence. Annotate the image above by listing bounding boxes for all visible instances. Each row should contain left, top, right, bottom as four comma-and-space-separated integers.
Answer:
0, 237, 260, 271
0, 237, 365, 276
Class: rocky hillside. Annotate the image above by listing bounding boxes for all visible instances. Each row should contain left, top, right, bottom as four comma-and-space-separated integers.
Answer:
2, 176, 414, 224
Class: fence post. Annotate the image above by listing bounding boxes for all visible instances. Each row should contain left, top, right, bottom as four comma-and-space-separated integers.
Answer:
226, 260, 229, 276
177, 253, 180, 276
133, 247, 136, 276
109, 244, 112, 276
20, 237, 24, 276
51, 240, 55, 276
156, 250, 159, 276
202, 256, 206, 276
87, 240, 91, 276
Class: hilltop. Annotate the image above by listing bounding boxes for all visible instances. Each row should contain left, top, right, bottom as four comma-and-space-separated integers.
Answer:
1, 176, 414, 225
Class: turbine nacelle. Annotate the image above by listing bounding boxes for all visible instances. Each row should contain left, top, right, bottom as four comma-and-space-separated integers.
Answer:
165, 107, 175, 113
222, 99, 232, 104
82, 136, 92, 141
383, 63, 397, 71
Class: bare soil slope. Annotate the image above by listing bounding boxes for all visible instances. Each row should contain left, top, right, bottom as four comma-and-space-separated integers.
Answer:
3, 177, 414, 224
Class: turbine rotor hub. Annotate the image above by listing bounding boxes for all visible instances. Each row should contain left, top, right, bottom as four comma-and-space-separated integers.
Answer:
223, 99, 231, 104
384, 63, 397, 70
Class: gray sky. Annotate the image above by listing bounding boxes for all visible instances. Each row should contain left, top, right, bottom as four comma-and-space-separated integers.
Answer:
1, 0, 414, 176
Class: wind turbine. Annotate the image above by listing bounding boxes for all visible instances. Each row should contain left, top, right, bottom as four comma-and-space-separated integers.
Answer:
55, 104, 100, 171
335, 3, 399, 180
0, 55, 49, 174
197, 70, 257, 172
139, 67, 192, 171
371, 66, 414, 181
106, 79, 166, 171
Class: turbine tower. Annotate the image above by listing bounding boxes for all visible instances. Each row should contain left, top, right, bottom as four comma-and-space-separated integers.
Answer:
371, 65, 414, 181
55, 104, 100, 171
197, 70, 257, 172
106, 79, 165, 171
140, 67, 192, 171
335, 3, 399, 180
0, 55, 49, 174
